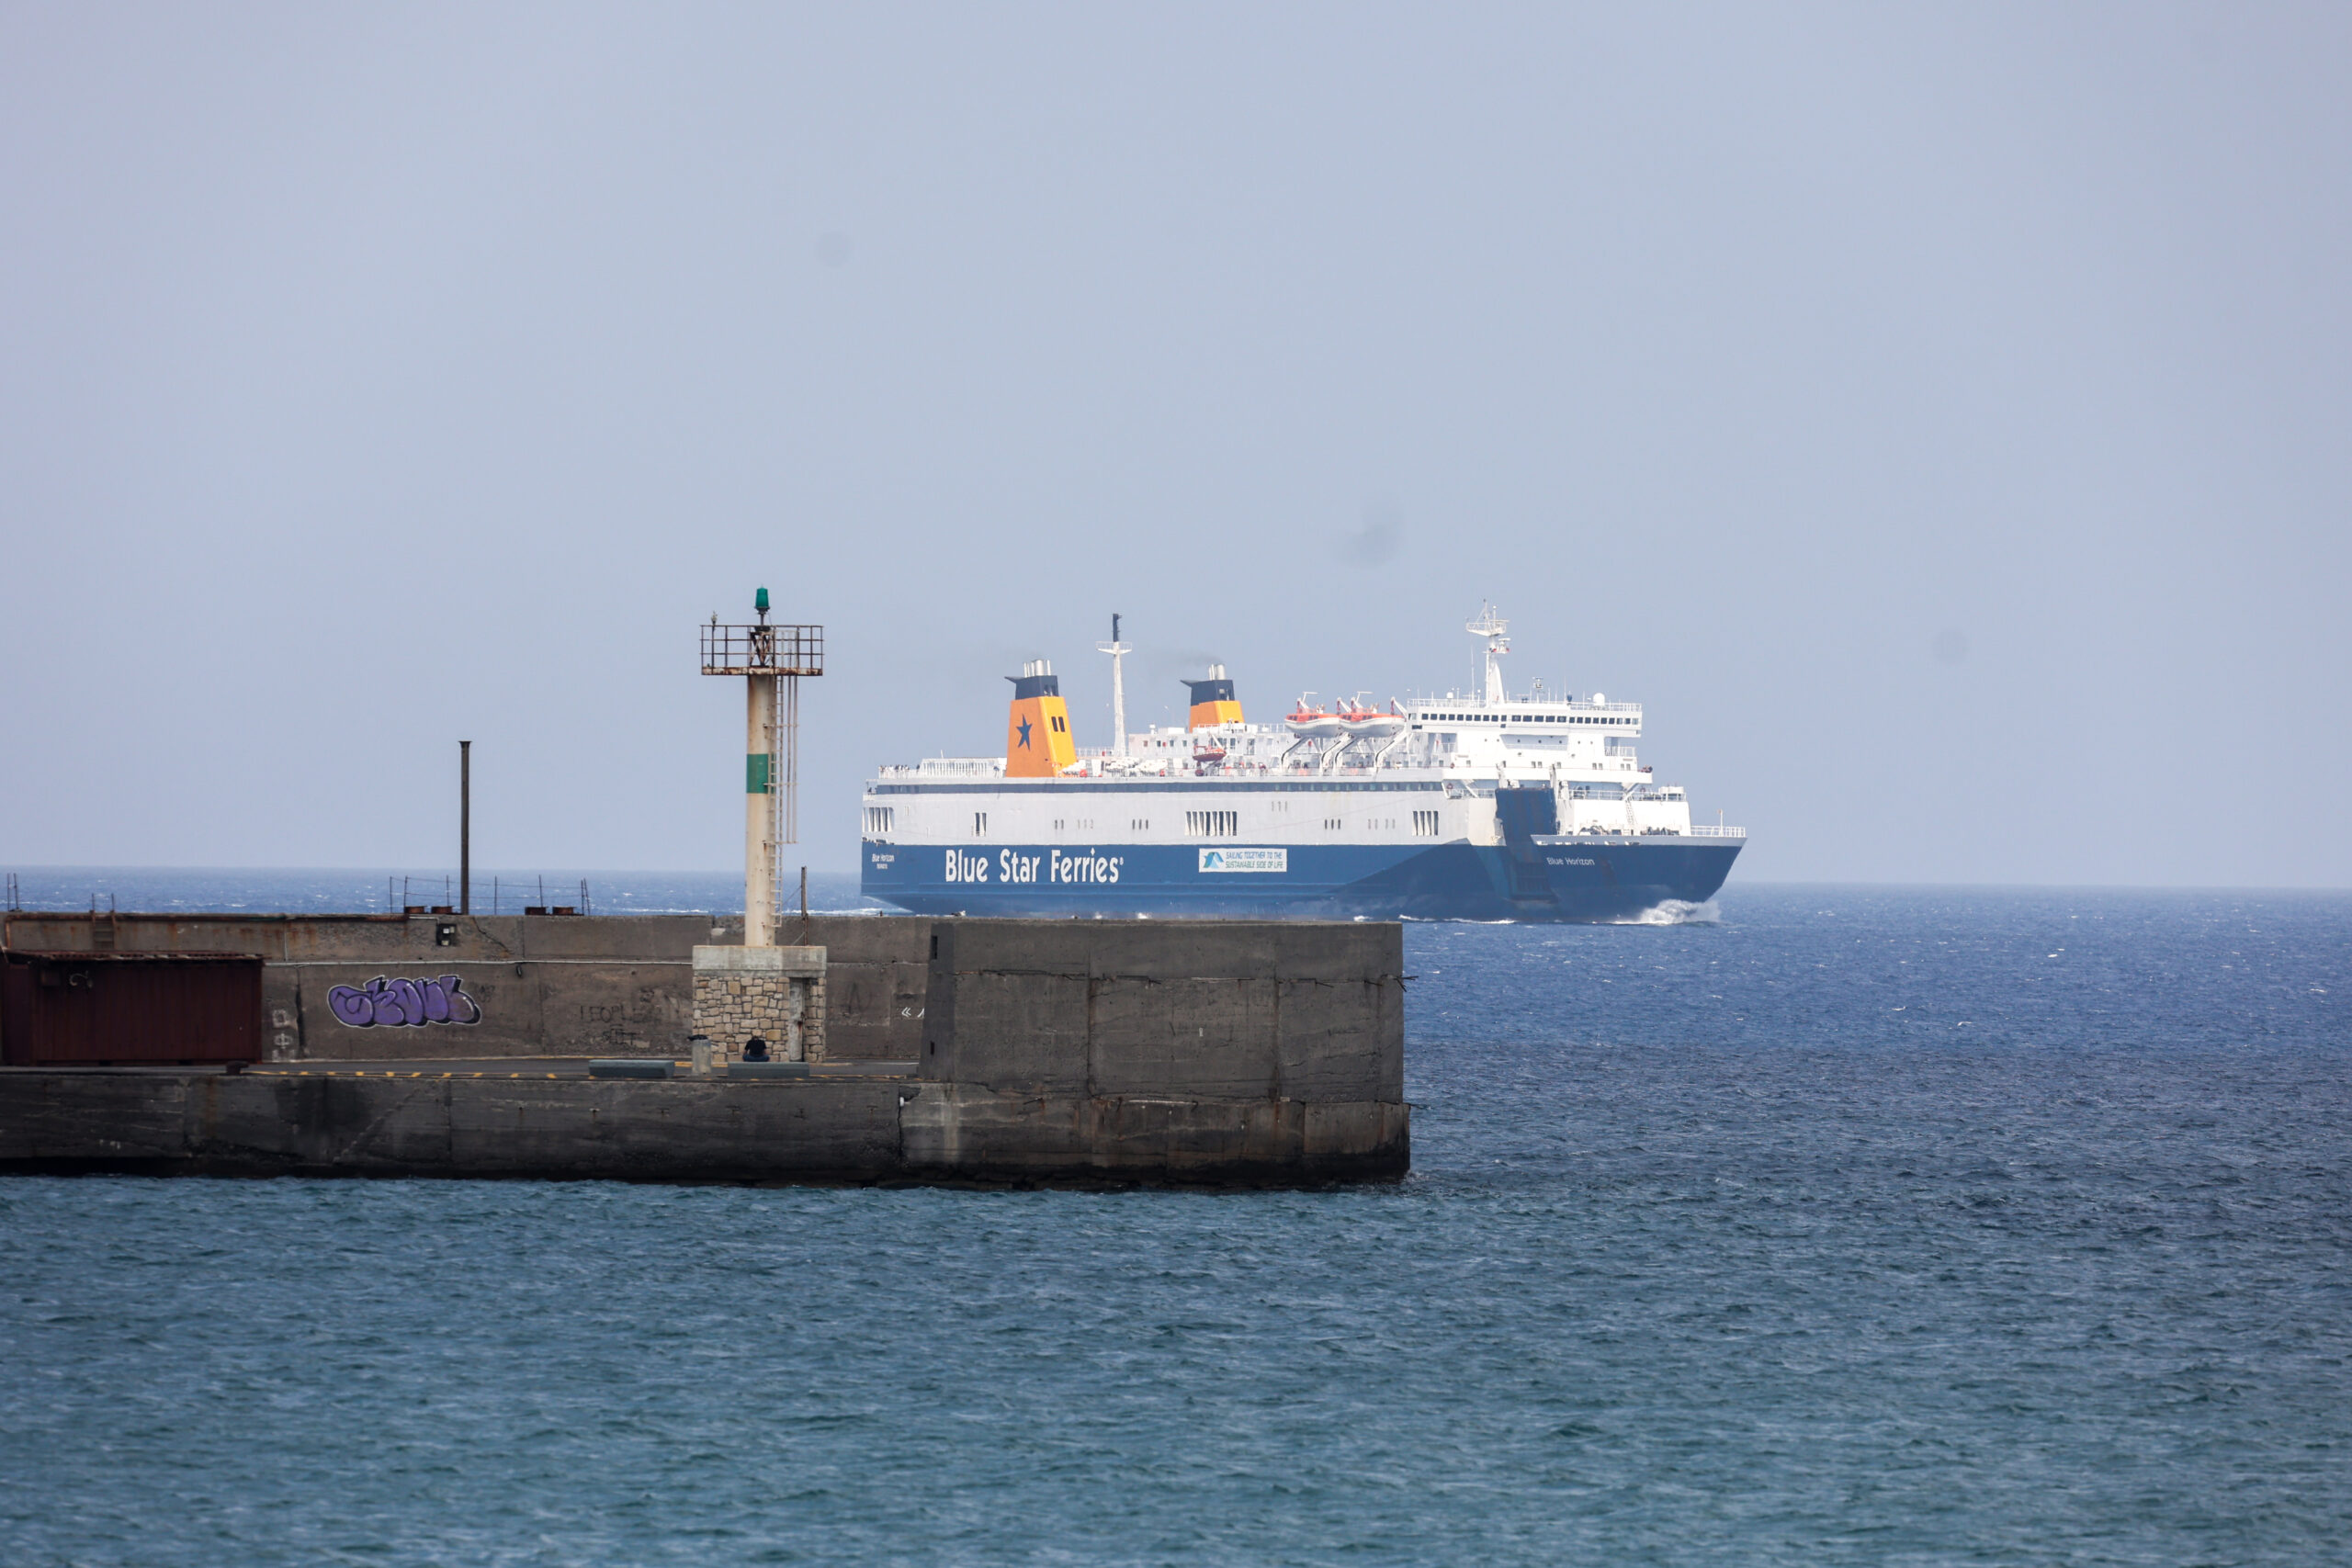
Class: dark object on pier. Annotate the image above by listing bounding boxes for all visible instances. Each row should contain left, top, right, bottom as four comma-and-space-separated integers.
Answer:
1, 952, 263, 1066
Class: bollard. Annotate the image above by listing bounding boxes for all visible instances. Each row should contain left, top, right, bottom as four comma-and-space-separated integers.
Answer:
690, 1036, 713, 1077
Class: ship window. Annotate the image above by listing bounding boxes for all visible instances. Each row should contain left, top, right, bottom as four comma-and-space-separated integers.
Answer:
1185, 810, 1238, 837
865, 807, 895, 835
1413, 810, 1440, 836
973, 812, 987, 837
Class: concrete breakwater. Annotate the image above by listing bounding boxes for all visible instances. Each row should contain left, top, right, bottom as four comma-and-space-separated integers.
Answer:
0, 909, 921, 1063
0, 913, 1408, 1186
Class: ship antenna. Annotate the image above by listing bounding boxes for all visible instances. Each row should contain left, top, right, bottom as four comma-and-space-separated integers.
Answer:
1099, 613, 1131, 760
1466, 603, 1510, 705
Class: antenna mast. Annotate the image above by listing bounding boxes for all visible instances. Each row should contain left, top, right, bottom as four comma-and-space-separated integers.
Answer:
1466, 604, 1510, 705
1099, 613, 1130, 758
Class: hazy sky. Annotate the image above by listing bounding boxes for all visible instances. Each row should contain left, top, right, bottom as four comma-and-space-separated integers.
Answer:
5, 3, 2347, 886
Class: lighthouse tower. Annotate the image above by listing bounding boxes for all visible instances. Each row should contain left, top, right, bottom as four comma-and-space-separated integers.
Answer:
700, 589, 823, 945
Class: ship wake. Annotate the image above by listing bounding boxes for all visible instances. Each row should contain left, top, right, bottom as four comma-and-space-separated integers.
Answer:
1618, 899, 1720, 926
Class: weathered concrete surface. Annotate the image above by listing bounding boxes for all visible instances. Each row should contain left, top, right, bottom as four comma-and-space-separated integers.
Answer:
899, 919, 1408, 1182
0, 912, 927, 1062
0, 916, 1409, 1186
0, 1071, 907, 1182
0, 1069, 1404, 1185
794, 919, 930, 1060
922, 920, 1404, 1101
899, 1085, 1408, 1184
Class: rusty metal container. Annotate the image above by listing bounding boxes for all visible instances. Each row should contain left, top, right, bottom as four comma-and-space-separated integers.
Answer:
0, 952, 263, 1066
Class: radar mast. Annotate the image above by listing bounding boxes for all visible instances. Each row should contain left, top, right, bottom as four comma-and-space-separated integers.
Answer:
1466, 604, 1510, 705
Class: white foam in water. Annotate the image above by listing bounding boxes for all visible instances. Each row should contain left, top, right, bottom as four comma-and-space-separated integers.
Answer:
1620, 898, 1721, 926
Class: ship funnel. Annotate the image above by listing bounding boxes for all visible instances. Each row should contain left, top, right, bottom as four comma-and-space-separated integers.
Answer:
1005, 659, 1077, 776
1183, 664, 1243, 729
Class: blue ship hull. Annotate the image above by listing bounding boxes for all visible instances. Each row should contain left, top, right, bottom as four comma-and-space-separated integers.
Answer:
861, 837, 1741, 922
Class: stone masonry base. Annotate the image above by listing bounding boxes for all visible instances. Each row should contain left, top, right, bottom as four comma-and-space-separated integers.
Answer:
690, 945, 826, 1062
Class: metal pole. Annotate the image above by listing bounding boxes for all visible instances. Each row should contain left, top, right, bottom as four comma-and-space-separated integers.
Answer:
745, 672, 776, 946
1100, 614, 1129, 759
781, 673, 799, 846
459, 740, 471, 915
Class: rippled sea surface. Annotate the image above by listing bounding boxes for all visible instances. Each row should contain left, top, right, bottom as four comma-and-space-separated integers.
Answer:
4, 881, 2348, 1566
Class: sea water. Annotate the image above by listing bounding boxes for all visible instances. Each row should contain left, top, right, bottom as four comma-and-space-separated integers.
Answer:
2, 882, 2347, 1565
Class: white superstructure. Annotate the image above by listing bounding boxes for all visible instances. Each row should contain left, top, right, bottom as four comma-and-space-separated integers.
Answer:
864, 607, 1733, 850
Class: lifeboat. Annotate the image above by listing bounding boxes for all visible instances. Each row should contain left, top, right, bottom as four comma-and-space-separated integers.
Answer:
1285, 699, 1344, 739
1338, 698, 1406, 740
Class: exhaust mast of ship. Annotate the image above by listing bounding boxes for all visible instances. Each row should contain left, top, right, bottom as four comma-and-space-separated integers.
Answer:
1468, 604, 1510, 705
1184, 665, 1242, 729
1098, 615, 1130, 759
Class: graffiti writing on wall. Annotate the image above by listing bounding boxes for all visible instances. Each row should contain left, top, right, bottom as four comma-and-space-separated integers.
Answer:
326, 975, 482, 1029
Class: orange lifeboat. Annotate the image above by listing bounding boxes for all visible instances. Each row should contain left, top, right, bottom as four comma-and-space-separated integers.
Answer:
1285, 699, 1344, 739
1338, 698, 1407, 739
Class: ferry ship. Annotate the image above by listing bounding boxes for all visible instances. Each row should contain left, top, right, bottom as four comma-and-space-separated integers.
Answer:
860, 608, 1745, 921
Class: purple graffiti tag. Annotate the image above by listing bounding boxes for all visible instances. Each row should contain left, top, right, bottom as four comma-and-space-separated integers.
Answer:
367, 978, 404, 1027
325, 974, 484, 1029
435, 976, 481, 1025
388, 977, 427, 1027
326, 985, 375, 1027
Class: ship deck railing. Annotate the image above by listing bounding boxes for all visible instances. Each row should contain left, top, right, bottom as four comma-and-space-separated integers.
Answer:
1409, 696, 1645, 714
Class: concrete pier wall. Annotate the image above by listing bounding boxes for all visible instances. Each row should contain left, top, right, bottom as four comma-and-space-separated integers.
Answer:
0, 1067, 1405, 1186
907, 919, 1405, 1182
0, 912, 927, 1062
0, 1071, 908, 1183
0, 916, 1408, 1186
922, 920, 1404, 1100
